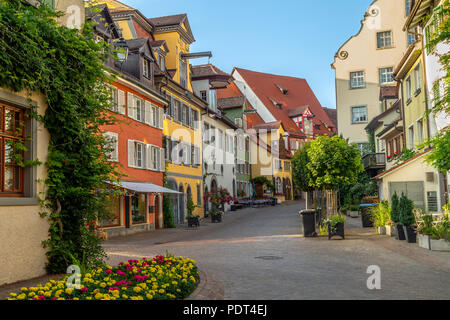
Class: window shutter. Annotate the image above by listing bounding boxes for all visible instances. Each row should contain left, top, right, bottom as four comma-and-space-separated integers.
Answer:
127, 93, 134, 119
155, 106, 160, 128
169, 96, 174, 117
159, 107, 164, 129
128, 140, 135, 167
160, 148, 165, 172
179, 103, 183, 123
118, 90, 126, 114
144, 100, 151, 126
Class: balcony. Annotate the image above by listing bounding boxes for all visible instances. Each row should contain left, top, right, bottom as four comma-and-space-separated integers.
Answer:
363, 153, 386, 171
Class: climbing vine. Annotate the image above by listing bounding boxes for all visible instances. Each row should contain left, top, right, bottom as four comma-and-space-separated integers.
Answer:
0, 1, 122, 273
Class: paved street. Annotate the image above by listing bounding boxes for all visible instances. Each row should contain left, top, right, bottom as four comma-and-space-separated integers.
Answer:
103, 201, 450, 300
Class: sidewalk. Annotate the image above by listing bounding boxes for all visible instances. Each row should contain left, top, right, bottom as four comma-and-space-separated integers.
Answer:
342, 215, 450, 274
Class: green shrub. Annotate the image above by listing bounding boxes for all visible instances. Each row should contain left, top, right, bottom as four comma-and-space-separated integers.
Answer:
399, 193, 415, 227
163, 196, 176, 229
391, 193, 400, 223
371, 201, 391, 228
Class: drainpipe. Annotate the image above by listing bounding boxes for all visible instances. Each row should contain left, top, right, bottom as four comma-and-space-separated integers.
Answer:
399, 79, 407, 150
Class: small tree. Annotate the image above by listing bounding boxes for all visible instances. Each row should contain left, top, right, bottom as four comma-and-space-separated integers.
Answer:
305, 136, 364, 217
399, 193, 415, 227
391, 192, 400, 223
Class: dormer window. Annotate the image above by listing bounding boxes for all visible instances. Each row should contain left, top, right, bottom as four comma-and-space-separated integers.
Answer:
143, 58, 152, 78
276, 84, 288, 95
270, 98, 282, 109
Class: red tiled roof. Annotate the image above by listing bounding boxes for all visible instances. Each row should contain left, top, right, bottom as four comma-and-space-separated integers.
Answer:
217, 82, 243, 99
233, 68, 335, 137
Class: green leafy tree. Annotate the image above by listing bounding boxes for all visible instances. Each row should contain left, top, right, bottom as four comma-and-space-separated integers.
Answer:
292, 142, 314, 192
423, 2, 450, 173
304, 136, 364, 217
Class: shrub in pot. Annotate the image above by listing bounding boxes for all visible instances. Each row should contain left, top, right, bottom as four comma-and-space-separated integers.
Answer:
429, 213, 450, 252
186, 197, 200, 228
210, 209, 223, 223
417, 214, 434, 250
385, 220, 396, 237
324, 214, 346, 240
391, 193, 405, 240
349, 205, 360, 218
399, 193, 416, 243
371, 201, 391, 235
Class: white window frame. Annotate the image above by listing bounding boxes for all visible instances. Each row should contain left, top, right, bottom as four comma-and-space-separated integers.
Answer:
104, 131, 119, 162
350, 71, 365, 89
379, 67, 394, 85
351, 106, 368, 124
377, 31, 393, 48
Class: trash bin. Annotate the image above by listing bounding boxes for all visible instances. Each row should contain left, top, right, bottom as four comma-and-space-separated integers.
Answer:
271, 197, 277, 206
300, 209, 317, 237
360, 204, 377, 228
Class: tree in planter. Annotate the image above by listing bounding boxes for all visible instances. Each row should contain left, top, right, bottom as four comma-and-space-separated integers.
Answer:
399, 194, 415, 227
391, 193, 400, 224
398, 193, 416, 242
186, 197, 200, 227
305, 136, 363, 219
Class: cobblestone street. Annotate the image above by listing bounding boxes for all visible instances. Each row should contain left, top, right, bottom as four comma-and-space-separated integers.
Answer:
103, 201, 450, 300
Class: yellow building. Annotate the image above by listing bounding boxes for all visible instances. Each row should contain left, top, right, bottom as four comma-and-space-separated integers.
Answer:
376, 34, 444, 212
250, 121, 293, 202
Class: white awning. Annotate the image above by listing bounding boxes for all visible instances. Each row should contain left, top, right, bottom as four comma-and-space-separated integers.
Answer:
108, 181, 181, 194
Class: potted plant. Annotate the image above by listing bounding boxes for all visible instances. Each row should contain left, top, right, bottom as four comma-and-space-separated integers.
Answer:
323, 214, 346, 240
348, 204, 359, 218
186, 197, 200, 228
417, 213, 434, 250
386, 220, 396, 237
371, 201, 391, 235
399, 193, 416, 243
391, 193, 406, 240
208, 188, 232, 223
429, 210, 450, 251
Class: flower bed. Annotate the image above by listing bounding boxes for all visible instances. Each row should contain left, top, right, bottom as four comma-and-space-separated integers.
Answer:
6, 255, 198, 301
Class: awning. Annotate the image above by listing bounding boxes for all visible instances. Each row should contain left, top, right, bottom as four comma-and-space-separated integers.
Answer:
108, 181, 181, 194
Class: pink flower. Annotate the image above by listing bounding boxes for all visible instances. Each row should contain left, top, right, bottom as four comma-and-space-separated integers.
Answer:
106, 269, 113, 274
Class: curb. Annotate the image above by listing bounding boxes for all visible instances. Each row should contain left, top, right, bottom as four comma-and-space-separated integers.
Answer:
187, 269, 225, 300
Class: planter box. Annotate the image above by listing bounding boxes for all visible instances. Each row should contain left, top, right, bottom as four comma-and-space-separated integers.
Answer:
386, 225, 396, 237
418, 234, 431, 250
187, 217, 200, 228
430, 239, 450, 252
328, 222, 345, 240
211, 214, 223, 223
349, 211, 359, 218
395, 224, 406, 240
377, 226, 386, 235
403, 225, 417, 244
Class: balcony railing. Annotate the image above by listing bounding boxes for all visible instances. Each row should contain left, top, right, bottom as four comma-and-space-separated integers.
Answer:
362, 153, 386, 170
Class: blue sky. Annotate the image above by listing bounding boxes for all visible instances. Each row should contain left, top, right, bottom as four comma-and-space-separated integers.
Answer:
121, 0, 374, 109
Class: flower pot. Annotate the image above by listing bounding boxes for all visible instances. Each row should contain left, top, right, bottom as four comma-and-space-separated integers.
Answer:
386, 225, 396, 237
377, 226, 386, 235
395, 224, 406, 240
403, 225, 416, 243
187, 217, 200, 228
418, 234, 431, 250
328, 222, 345, 240
211, 214, 222, 223
430, 239, 450, 252
349, 211, 359, 218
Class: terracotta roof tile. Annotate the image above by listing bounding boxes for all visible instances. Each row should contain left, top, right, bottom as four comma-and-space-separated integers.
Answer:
234, 68, 335, 137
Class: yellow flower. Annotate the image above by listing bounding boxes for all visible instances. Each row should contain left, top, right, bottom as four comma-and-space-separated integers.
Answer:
65, 288, 73, 295
133, 287, 142, 293
146, 294, 153, 300
20, 287, 28, 292
100, 283, 107, 288
17, 294, 26, 300
122, 294, 129, 299
95, 293, 103, 300
158, 289, 165, 294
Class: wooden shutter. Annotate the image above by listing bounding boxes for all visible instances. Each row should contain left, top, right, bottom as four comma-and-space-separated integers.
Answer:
127, 93, 134, 119
118, 90, 126, 114
128, 140, 135, 167
159, 107, 164, 129
145, 100, 151, 126
170, 96, 174, 118
160, 148, 165, 172
154, 106, 160, 128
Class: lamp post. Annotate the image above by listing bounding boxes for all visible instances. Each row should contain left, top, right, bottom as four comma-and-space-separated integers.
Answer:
115, 38, 128, 64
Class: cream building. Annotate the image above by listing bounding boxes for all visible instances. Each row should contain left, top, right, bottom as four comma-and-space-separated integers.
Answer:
0, 0, 85, 286
332, 0, 410, 151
